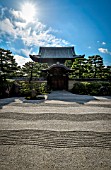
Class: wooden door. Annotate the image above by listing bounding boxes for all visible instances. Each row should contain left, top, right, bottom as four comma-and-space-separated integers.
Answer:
51, 76, 67, 90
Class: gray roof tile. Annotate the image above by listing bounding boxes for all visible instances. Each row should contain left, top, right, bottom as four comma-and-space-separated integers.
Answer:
39, 47, 76, 58
30, 47, 85, 61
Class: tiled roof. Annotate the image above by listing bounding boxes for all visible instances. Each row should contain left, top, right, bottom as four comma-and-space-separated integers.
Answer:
30, 47, 85, 61
38, 47, 76, 58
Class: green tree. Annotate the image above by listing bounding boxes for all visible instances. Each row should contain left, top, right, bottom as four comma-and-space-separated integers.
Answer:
0, 48, 19, 98
87, 55, 104, 78
64, 60, 73, 68
0, 48, 18, 81
103, 66, 111, 79
39, 63, 48, 79
71, 58, 87, 78
22, 62, 48, 83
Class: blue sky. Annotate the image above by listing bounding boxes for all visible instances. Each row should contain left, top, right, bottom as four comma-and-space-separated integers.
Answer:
0, 0, 111, 66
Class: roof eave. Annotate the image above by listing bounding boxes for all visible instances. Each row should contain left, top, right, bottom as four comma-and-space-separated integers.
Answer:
73, 54, 85, 58
29, 55, 41, 62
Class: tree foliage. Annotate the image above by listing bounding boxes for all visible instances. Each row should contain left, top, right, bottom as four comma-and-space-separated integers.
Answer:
64, 60, 73, 68
21, 62, 48, 83
0, 48, 18, 81
70, 55, 111, 79
87, 55, 104, 78
71, 58, 87, 78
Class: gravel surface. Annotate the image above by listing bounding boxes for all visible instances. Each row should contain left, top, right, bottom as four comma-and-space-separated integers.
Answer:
0, 91, 111, 170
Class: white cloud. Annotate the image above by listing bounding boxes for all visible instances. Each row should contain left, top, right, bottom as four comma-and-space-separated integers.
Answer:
10, 9, 26, 22
97, 41, 106, 45
23, 31, 69, 47
0, 8, 70, 50
14, 55, 32, 66
98, 48, 108, 53
0, 7, 7, 18
17, 21, 70, 47
10, 9, 22, 18
98, 48, 111, 55
0, 18, 16, 37
20, 48, 32, 57
102, 42, 106, 45
14, 21, 26, 28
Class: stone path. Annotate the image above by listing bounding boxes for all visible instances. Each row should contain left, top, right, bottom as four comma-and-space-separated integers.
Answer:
0, 91, 111, 170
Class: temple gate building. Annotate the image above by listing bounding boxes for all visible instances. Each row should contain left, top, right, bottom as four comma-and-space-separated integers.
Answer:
30, 46, 85, 90
30, 46, 84, 66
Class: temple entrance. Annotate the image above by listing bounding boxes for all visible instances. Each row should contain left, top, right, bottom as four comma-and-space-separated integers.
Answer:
50, 75, 67, 90
43, 64, 71, 91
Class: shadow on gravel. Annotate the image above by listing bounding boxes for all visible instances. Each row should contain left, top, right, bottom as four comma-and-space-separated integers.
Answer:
100, 96, 111, 99
47, 91, 97, 104
0, 98, 16, 109
0, 112, 111, 121
0, 97, 46, 109
0, 91, 110, 108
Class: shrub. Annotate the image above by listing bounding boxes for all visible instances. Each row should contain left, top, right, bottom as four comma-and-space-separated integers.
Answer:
19, 81, 49, 97
38, 83, 47, 94
71, 82, 87, 95
19, 82, 31, 97
71, 81, 111, 96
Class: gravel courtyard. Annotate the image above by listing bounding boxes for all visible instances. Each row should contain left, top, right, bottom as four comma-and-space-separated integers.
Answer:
0, 91, 111, 170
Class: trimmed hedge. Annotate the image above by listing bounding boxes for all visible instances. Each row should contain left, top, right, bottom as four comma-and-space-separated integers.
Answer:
19, 82, 48, 96
0, 81, 49, 99
71, 82, 111, 96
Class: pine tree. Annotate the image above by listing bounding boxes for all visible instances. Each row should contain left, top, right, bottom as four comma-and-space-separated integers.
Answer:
0, 48, 18, 81
71, 58, 87, 78
88, 55, 104, 78
64, 60, 73, 68
22, 62, 48, 83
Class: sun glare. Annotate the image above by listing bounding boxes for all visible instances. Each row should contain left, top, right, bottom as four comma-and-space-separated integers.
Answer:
21, 2, 36, 22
